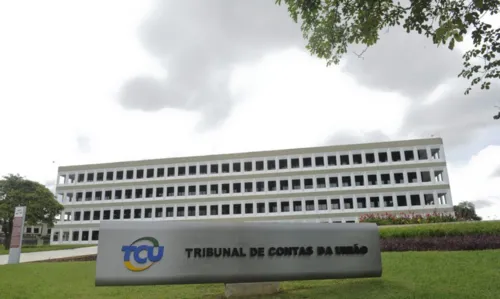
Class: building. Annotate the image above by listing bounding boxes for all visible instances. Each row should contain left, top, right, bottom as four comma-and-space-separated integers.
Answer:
50, 137, 453, 244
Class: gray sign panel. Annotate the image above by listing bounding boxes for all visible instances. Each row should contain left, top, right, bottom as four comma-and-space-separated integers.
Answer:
95, 221, 382, 286
8, 206, 26, 264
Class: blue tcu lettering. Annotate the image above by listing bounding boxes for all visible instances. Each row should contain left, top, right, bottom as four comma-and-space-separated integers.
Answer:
122, 245, 164, 264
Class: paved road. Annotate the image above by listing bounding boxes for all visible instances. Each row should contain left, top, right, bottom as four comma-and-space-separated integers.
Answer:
0, 246, 98, 265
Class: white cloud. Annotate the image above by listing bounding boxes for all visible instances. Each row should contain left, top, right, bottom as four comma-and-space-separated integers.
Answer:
448, 146, 500, 220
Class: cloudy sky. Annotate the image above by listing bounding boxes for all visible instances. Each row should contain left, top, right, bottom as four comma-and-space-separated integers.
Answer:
1, 0, 499, 219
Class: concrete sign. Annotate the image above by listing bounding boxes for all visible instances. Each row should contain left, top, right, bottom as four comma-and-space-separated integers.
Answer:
95, 221, 382, 286
8, 206, 27, 264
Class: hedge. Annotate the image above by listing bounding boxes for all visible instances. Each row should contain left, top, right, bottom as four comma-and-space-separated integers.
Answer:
378, 221, 500, 239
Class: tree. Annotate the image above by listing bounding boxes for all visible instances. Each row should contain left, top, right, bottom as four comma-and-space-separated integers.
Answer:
453, 201, 482, 221
0, 174, 64, 249
276, 0, 499, 111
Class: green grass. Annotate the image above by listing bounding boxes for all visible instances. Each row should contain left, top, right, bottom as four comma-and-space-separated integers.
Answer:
1, 250, 499, 299
0, 244, 95, 255
378, 220, 500, 238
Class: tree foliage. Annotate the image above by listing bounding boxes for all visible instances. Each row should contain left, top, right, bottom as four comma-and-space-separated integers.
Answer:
453, 201, 482, 221
0, 174, 64, 249
276, 0, 500, 97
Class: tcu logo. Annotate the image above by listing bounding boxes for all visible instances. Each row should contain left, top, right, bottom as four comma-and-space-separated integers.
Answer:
121, 237, 164, 272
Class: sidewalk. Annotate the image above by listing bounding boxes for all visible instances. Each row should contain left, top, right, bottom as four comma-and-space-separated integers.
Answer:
0, 246, 98, 265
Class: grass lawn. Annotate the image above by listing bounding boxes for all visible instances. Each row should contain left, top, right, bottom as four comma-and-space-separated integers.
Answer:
1, 250, 499, 299
0, 244, 95, 255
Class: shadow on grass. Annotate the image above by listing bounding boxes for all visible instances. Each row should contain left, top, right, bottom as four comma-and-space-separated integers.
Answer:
202, 279, 412, 299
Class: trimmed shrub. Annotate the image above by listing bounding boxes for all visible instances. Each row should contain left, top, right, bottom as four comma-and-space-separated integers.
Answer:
381, 235, 500, 251
360, 211, 456, 225
378, 221, 500, 239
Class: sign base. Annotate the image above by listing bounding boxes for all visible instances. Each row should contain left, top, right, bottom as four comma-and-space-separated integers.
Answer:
224, 282, 281, 298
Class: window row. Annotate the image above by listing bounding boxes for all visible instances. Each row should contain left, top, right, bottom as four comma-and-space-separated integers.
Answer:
57, 146, 443, 185
61, 192, 450, 222
61, 169, 447, 203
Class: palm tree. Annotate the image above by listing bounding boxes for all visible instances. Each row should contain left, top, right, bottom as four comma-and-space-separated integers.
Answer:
454, 201, 482, 221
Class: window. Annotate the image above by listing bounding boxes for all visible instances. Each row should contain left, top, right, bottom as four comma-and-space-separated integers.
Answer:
281, 201, 290, 212
257, 203, 265, 213
293, 201, 302, 211
268, 202, 278, 213
304, 178, 313, 189
256, 181, 265, 192
244, 182, 253, 192
315, 156, 324, 167
344, 198, 353, 209
404, 150, 415, 161
378, 152, 388, 163
136, 169, 144, 179
365, 153, 375, 163
352, 154, 362, 164
267, 160, 276, 170
106, 171, 114, 181
155, 207, 163, 218
291, 158, 300, 168
340, 155, 349, 165
210, 205, 218, 215
93, 210, 100, 220
268, 181, 277, 191
424, 194, 434, 205
145, 188, 153, 198
318, 199, 327, 210
83, 211, 91, 221
245, 203, 253, 214
166, 207, 174, 217
331, 198, 340, 210
87, 173, 94, 182
133, 209, 141, 219
135, 188, 143, 198
189, 166, 197, 175
177, 166, 186, 176
354, 175, 364, 186
303, 157, 312, 167
123, 209, 131, 219
233, 162, 241, 172
341, 176, 351, 187
292, 179, 301, 190
222, 184, 230, 194
177, 186, 185, 196
210, 164, 218, 174
421, 171, 432, 182
113, 209, 121, 220
103, 210, 111, 220
410, 194, 421, 206
397, 195, 407, 206
166, 187, 174, 197
188, 185, 196, 196
177, 207, 184, 217
199, 185, 207, 195
329, 177, 338, 188
407, 172, 418, 183
199, 165, 207, 174
233, 183, 241, 193
417, 149, 428, 160
114, 190, 122, 200
381, 173, 391, 184
305, 200, 315, 211
367, 174, 377, 186
316, 178, 326, 188
167, 167, 175, 177
157, 168, 165, 177
394, 173, 404, 184
210, 184, 218, 194
116, 171, 124, 180
383, 196, 393, 207
233, 204, 242, 214
199, 206, 207, 216
327, 155, 337, 166
156, 187, 164, 197
391, 151, 401, 162
92, 231, 99, 241
357, 197, 366, 209
222, 163, 230, 173
279, 159, 288, 169
126, 170, 134, 179
256, 161, 264, 171
146, 168, 154, 178
188, 206, 196, 216
280, 180, 289, 190
244, 162, 252, 172
370, 196, 380, 208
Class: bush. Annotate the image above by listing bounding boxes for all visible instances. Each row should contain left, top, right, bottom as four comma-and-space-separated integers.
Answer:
378, 221, 500, 239
381, 235, 500, 251
360, 211, 456, 225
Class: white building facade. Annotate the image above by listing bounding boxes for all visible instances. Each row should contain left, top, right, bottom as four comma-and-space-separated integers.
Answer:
50, 137, 453, 245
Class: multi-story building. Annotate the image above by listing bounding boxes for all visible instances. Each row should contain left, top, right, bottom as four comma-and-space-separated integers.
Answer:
50, 137, 453, 244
